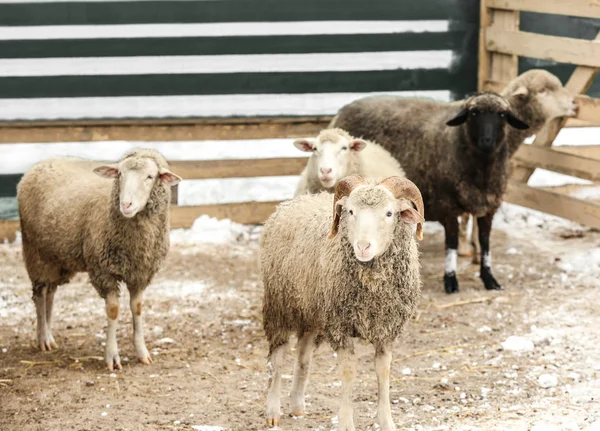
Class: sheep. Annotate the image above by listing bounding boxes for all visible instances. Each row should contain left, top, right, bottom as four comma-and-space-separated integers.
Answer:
330, 69, 577, 294
293, 128, 405, 196
261, 175, 424, 431
17, 148, 182, 370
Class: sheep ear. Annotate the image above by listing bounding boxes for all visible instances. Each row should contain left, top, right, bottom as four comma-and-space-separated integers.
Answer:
350, 139, 367, 151
505, 112, 529, 130
400, 207, 424, 225
93, 164, 119, 179
328, 196, 348, 239
446, 107, 469, 126
159, 168, 182, 186
293, 139, 314, 152
511, 86, 529, 98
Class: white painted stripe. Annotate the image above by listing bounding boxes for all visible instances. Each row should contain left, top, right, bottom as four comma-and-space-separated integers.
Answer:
0, 91, 451, 121
445, 248, 457, 274
0, 21, 450, 40
0, 139, 309, 174
0, 51, 452, 76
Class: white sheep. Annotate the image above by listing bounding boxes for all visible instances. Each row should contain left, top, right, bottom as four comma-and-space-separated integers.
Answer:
293, 128, 405, 196
261, 175, 424, 431
17, 148, 181, 370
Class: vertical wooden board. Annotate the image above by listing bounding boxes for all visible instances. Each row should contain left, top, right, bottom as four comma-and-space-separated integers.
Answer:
478, 0, 491, 91
488, 8, 520, 83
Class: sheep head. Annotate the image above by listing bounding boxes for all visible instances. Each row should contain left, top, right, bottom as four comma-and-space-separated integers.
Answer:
446, 92, 529, 156
94, 153, 182, 218
328, 175, 424, 263
294, 128, 367, 190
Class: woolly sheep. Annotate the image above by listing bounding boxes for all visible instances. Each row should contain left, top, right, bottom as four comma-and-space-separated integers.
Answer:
17, 148, 182, 370
331, 69, 577, 294
261, 175, 424, 430
293, 128, 405, 196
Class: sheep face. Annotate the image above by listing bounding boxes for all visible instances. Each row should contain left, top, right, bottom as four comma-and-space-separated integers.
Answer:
338, 186, 420, 262
509, 70, 578, 120
94, 157, 181, 218
294, 131, 367, 189
446, 93, 529, 155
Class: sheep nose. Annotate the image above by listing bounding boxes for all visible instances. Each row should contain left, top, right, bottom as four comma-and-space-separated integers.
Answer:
356, 241, 371, 253
122, 201, 132, 209
320, 168, 332, 175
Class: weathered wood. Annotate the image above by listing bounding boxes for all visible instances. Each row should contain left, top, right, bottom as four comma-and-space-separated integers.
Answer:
170, 184, 179, 205
541, 183, 600, 203
0, 116, 332, 143
478, 0, 492, 91
505, 181, 600, 229
171, 201, 281, 228
513, 145, 600, 181
511, 31, 600, 183
488, 8, 519, 85
554, 145, 600, 159
170, 158, 307, 180
486, 28, 600, 68
487, 0, 600, 19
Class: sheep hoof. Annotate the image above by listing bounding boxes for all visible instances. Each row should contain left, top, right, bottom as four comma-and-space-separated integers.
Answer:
266, 417, 280, 427
481, 268, 503, 290
290, 410, 304, 417
138, 356, 153, 365
106, 361, 122, 372
444, 273, 459, 294
38, 339, 58, 351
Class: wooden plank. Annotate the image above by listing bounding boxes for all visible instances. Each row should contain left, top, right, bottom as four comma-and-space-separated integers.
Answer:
0, 0, 453, 26
170, 158, 307, 180
541, 183, 600, 203
505, 181, 600, 229
488, 9, 519, 85
486, 28, 600, 68
487, 0, 600, 20
478, 0, 492, 91
0, 69, 453, 99
554, 145, 600, 159
0, 117, 332, 144
513, 145, 600, 181
171, 201, 281, 228
511, 30, 600, 183
0, 32, 463, 59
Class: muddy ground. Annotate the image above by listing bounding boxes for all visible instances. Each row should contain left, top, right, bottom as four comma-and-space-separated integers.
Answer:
1, 221, 599, 431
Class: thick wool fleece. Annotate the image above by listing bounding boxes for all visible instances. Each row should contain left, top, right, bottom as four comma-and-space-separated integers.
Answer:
17, 149, 172, 298
295, 128, 405, 196
332, 71, 561, 222
261, 190, 421, 352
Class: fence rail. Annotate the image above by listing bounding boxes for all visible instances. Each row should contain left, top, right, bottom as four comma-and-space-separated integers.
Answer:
480, 0, 600, 229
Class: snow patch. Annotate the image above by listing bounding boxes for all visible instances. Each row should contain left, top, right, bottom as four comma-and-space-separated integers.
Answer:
538, 374, 558, 389
501, 336, 534, 353
170, 216, 252, 245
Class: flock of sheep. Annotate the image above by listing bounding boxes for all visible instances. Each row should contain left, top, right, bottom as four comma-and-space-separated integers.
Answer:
13, 69, 577, 430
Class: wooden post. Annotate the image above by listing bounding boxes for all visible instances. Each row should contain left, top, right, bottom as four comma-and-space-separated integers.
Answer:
478, 0, 491, 91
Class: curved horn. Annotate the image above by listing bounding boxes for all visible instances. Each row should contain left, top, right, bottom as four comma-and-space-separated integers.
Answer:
378, 176, 425, 240
328, 175, 366, 239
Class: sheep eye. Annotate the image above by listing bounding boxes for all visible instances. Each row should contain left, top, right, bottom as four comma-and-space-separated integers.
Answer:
470, 110, 478, 116
341, 146, 348, 150
147, 175, 153, 180
348, 210, 354, 216
500, 112, 507, 118
386, 211, 393, 217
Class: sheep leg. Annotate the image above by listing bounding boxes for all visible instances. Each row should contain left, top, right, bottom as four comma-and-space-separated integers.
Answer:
375, 343, 395, 431
471, 219, 481, 264
337, 346, 356, 431
477, 213, 502, 290
457, 213, 473, 257
44, 285, 58, 350
266, 342, 287, 427
442, 217, 460, 294
129, 290, 152, 365
290, 332, 317, 417
104, 291, 122, 371
33, 284, 55, 351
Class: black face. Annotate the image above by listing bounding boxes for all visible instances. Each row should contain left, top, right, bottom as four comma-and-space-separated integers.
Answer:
446, 106, 529, 155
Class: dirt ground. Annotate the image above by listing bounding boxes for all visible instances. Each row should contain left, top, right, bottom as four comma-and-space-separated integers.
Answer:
1, 221, 599, 431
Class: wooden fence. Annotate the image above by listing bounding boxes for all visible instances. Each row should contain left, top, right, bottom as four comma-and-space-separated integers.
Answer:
0, 0, 479, 240
480, 0, 600, 229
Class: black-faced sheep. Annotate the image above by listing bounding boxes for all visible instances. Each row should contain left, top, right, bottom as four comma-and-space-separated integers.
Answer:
17, 149, 181, 370
331, 69, 577, 294
293, 128, 405, 196
261, 175, 424, 431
